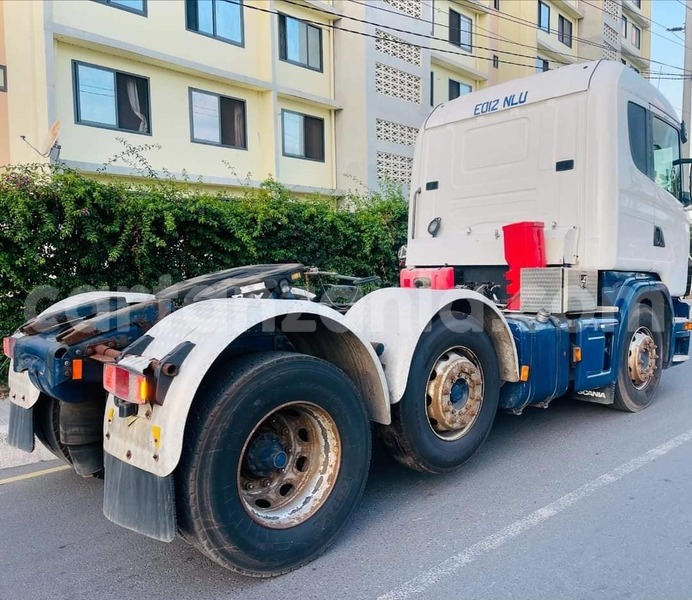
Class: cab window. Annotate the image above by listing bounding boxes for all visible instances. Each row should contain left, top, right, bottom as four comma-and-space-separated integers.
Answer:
652, 115, 681, 199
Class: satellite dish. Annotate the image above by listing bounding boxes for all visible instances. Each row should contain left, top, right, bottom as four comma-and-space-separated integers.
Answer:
40, 120, 61, 156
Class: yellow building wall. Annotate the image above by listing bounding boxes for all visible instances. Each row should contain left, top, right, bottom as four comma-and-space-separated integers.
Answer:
276, 95, 333, 189
431, 63, 476, 106
3, 0, 49, 166
431, 1, 489, 76
55, 42, 268, 182
52, 0, 272, 83
273, 2, 333, 100
0, 0, 9, 166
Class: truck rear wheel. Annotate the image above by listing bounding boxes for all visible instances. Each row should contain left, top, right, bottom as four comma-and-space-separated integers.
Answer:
176, 351, 371, 577
33, 394, 72, 465
613, 304, 663, 412
380, 315, 500, 474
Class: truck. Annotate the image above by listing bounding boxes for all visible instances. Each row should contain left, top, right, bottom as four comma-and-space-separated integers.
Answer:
5, 60, 692, 576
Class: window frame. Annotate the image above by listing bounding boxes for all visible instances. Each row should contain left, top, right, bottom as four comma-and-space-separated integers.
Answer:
558, 15, 572, 47
449, 9, 473, 53
72, 60, 152, 135
93, 0, 147, 16
281, 109, 325, 162
538, 1, 550, 33
185, 0, 245, 48
632, 24, 641, 49
0, 65, 6, 93
492, 54, 499, 68
621, 15, 628, 38
188, 87, 248, 150
448, 78, 472, 101
627, 101, 683, 202
278, 13, 324, 73
493, 0, 500, 10
536, 57, 549, 72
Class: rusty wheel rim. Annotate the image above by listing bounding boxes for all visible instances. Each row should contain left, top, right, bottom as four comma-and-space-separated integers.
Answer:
237, 402, 341, 529
426, 347, 484, 441
628, 326, 658, 390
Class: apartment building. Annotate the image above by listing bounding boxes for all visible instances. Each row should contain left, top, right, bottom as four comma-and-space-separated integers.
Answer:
580, 0, 650, 72
0, 0, 652, 194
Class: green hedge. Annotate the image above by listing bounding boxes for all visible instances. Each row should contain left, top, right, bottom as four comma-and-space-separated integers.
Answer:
0, 164, 408, 337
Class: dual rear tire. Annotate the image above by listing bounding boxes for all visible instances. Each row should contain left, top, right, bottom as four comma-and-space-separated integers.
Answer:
176, 351, 371, 577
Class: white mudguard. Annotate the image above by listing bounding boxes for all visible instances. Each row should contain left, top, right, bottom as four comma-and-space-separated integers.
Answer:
103, 299, 389, 477
345, 288, 519, 404
8, 291, 155, 409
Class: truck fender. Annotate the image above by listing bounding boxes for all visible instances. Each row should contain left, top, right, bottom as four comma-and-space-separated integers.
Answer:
9, 291, 155, 410
611, 278, 674, 367
344, 288, 520, 404
103, 298, 389, 477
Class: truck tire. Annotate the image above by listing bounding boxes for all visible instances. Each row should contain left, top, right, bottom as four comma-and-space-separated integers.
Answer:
33, 394, 72, 465
176, 351, 371, 577
380, 315, 500, 474
613, 304, 663, 412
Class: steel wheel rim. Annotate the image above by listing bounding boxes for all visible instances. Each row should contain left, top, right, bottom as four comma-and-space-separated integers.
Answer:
426, 346, 484, 441
627, 326, 658, 391
237, 401, 341, 529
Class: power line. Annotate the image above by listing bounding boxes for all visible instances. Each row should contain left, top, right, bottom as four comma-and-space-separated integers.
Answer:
241, 0, 690, 83
347, 0, 692, 76
581, 0, 692, 54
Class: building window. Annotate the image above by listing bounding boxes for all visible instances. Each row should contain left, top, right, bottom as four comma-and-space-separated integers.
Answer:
189, 89, 246, 149
621, 15, 628, 38
94, 0, 147, 15
536, 57, 549, 72
186, 0, 244, 46
448, 79, 472, 100
449, 9, 472, 52
0, 65, 6, 92
538, 1, 550, 33
430, 71, 434, 106
73, 61, 150, 134
632, 0, 641, 8
493, 0, 500, 9
279, 14, 323, 71
493, 54, 499, 68
282, 110, 325, 161
632, 24, 641, 49
558, 15, 572, 47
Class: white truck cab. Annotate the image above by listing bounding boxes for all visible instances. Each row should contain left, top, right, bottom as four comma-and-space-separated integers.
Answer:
407, 60, 690, 296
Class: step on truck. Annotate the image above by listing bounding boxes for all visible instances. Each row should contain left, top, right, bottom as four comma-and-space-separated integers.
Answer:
5, 60, 692, 576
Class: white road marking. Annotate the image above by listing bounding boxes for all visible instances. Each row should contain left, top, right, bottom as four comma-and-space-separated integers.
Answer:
0, 464, 71, 485
379, 428, 692, 600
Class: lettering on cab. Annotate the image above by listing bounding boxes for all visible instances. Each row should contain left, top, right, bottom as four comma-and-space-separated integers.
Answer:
474, 91, 529, 116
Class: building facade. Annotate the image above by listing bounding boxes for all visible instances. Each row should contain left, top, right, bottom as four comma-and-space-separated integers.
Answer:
0, 0, 652, 195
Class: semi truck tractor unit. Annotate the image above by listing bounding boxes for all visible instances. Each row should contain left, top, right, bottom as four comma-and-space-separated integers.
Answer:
6, 60, 692, 576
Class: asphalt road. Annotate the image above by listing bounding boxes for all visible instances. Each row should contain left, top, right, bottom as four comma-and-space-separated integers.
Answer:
2, 361, 692, 600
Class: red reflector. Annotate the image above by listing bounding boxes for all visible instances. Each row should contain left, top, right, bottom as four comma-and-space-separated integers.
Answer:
3, 337, 15, 359
103, 364, 150, 405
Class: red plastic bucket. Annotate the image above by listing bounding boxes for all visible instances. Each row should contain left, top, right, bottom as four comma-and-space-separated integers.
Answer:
502, 221, 546, 308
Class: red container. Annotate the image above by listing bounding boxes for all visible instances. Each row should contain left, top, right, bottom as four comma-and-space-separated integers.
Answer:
502, 221, 546, 308
400, 267, 455, 290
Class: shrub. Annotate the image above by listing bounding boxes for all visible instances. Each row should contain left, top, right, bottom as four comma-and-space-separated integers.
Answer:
0, 164, 408, 338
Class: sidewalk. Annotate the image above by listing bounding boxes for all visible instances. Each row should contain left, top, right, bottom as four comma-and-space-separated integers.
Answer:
0, 398, 55, 469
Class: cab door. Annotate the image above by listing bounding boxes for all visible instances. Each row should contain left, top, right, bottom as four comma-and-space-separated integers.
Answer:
649, 107, 689, 295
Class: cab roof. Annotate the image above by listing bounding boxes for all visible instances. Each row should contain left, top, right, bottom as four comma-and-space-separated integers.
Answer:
423, 60, 680, 130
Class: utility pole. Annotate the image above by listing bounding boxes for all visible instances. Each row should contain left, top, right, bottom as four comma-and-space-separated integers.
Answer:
683, 3, 692, 159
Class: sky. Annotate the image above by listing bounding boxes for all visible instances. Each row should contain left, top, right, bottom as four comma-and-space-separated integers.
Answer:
650, 0, 687, 119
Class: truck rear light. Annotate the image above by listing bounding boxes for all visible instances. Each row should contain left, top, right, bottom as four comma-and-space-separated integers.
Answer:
103, 363, 151, 404
3, 337, 15, 359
